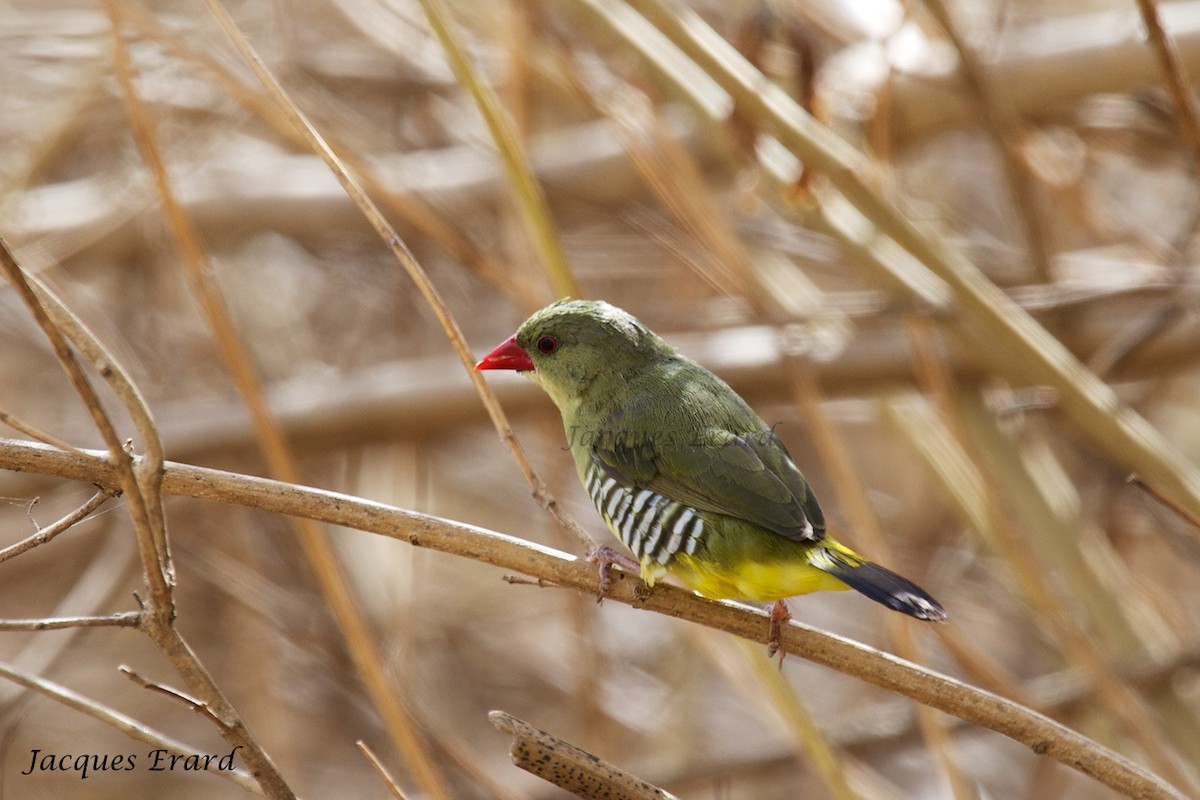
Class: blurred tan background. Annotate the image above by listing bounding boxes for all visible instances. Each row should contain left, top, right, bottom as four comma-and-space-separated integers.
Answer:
2, 0, 1200, 797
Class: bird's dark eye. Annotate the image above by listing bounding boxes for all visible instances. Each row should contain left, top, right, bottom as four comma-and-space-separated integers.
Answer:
536, 335, 559, 354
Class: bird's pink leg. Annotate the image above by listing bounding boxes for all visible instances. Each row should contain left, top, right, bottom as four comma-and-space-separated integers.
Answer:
767, 599, 791, 661
586, 545, 641, 603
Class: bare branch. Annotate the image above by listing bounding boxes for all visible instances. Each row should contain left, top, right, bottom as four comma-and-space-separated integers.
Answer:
0, 612, 141, 631
489, 711, 679, 800
0, 438, 1184, 800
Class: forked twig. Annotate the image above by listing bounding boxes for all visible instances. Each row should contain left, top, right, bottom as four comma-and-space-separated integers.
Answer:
0, 486, 119, 563
0, 238, 171, 598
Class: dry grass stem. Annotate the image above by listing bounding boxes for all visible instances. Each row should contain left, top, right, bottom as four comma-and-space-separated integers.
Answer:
107, 4, 452, 794
199, 0, 595, 556
791, 368, 974, 800
117, 3, 540, 310
617, 0, 1200, 537
1130, 476, 1200, 532
727, 636, 861, 800
886, 395, 1198, 795
418, 0, 580, 300
1134, 0, 1200, 157
1089, 303, 1190, 379
920, 0, 1052, 283
357, 740, 412, 800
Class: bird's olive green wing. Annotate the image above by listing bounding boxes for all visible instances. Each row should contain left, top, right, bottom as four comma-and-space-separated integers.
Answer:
592, 424, 825, 543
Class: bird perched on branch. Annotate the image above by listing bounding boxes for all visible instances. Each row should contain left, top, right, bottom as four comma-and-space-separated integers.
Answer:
476, 300, 945, 650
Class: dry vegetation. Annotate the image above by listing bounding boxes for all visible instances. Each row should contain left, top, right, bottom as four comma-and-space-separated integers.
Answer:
2, 0, 1200, 798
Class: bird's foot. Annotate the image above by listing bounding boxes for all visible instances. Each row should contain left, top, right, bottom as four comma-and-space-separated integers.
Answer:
767, 600, 791, 664
586, 546, 641, 603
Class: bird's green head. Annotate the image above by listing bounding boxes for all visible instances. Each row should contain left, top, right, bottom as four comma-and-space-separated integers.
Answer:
475, 300, 673, 414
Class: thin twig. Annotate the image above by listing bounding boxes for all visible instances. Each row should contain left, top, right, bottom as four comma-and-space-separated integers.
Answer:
0, 409, 92, 457
0, 486, 119, 563
1134, 0, 1200, 158
0, 438, 1184, 800
554, 43, 754, 298
1129, 475, 1200, 531
20, 275, 171, 575
357, 740, 411, 800
119, 665, 227, 728
0, 612, 142, 631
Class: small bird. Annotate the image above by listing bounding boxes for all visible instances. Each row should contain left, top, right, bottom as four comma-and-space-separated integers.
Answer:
476, 300, 945, 648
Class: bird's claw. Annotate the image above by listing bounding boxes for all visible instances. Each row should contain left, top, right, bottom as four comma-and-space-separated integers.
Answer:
767, 599, 791, 664
587, 546, 640, 603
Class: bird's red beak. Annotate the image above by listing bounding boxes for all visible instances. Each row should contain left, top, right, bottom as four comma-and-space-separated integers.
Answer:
475, 336, 535, 371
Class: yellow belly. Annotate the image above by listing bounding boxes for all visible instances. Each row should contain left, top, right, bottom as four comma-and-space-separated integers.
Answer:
667, 552, 850, 603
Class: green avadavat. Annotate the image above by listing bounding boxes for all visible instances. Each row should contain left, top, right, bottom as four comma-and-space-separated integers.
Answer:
478, 300, 945, 639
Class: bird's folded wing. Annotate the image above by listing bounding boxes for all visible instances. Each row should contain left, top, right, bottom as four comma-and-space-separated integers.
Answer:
593, 428, 825, 543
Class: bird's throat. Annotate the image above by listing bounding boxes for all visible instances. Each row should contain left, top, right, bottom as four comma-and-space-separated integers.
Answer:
526, 370, 582, 419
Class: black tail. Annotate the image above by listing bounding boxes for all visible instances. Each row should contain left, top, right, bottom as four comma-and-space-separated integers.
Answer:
814, 546, 947, 621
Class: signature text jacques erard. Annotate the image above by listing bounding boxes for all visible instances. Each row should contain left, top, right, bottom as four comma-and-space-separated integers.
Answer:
20, 746, 242, 780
